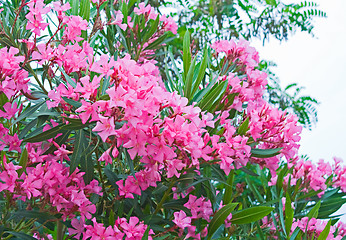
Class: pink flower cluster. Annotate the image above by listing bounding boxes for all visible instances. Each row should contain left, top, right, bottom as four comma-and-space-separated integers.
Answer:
0, 47, 30, 98
281, 157, 346, 196
211, 39, 260, 71
26, 0, 50, 36
293, 217, 343, 240
248, 103, 302, 175
69, 216, 153, 240
0, 152, 101, 221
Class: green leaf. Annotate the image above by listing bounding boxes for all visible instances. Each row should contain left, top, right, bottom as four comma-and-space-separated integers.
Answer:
231, 206, 274, 225
265, 0, 277, 6
23, 124, 64, 143
109, 209, 115, 226
290, 227, 301, 240
142, 15, 160, 43
11, 210, 56, 231
17, 148, 28, 176
183, 31, 191, 80
316, 219, 331, 240
251, 148, 283, 158
70, 130, 88, 173
198, 81, 227, 111
207, 203, 238, 240
70, 0, 79, 15
62, 97, 82, 108
184, 56, 197, 99
144, 33, 172, 50
13, 100, 45, 124
59, 67, 76, 88
191, 47, 209, 96
18, 119, 38, 139
285, 192, 294, 237
318, 198, 346, 218
237, 117, 249, 136
141, 226, 150, 240
239, 167, 259, 177
223, 169, 234, 204
245, 176, 264, 203
307, 200, 321, 219
79, 0, 90, 20
80, 151, 94, 184
5, 231, 36, 240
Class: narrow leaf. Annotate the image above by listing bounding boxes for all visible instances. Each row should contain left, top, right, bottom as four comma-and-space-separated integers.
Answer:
238, 117, 249, 136
207, 203, 238, 240
191, 47, 209, 96
13, 101, 45, 124
251, 148, 283, 158
285, 192, 294, 236
184, 56, 197, 99
183, 31, 191, 80
231, 206, 274, 225
316, 219, 331, 240
307, 200, 321, 219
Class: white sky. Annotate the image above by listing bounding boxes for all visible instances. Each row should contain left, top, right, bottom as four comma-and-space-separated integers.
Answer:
252, 0, 346, 163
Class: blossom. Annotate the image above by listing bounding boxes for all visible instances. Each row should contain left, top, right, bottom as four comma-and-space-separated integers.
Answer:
92, 116, 117, 142
173, 210, 191, 229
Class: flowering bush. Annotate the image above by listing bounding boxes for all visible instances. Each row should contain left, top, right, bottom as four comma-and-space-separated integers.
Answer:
0, 0, 345, 239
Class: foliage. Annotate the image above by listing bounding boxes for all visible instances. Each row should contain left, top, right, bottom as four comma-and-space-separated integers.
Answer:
0, 0, 344, 240
260, 60, 319, 129
151, 0, 321, 129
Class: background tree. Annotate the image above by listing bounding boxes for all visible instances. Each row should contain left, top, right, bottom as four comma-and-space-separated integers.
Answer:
150, 0, 322, 129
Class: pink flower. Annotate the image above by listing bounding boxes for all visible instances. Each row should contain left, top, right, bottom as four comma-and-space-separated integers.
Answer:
98, 148, 112, 165
160, 15, 178, 34
5, 134, 22, 152
110, 11, 127, 31
92, 116, 117, 142
69, 218, 85, 239
84, 217, 115, 240
21, 174, 43, 199
75, 75, 100, 100
173, 210, 191, 229
25, 0, 50, 36
166, 159, 185, 178
0, 102, 20, 119
0, 156, 21, 192
134, 3, 151, 15
62, 15, 88, 42
76, 100, 100, 124
120, 216, 149, 239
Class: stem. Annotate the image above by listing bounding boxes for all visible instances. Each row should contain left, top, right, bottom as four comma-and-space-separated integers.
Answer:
57, 221, 64, 240
134, 44, 143, 62
46, 22, 63, 47
153, 180, 175, 215
11, 0, 27, 35
96, 150, 107, 196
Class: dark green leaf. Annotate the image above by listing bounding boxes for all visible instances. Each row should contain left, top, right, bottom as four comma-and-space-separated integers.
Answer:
17, 148, 28, 176
191, 47, 209, 96
13, 101, 45, 124
207, 203, 238, 240
70, 130, 88, 173
5, 231, 36, 240
251, 148, 282, 158
23, 124, 64, 143
62, 97, 82, 108
231, 206, 274, 225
